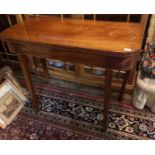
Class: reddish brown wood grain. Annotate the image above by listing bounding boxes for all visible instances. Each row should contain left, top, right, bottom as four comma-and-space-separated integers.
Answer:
0, 16, 144, 52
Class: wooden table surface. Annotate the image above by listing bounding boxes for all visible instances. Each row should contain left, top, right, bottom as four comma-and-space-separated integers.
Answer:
0, 16, 144, 132
0, 16, 144, 53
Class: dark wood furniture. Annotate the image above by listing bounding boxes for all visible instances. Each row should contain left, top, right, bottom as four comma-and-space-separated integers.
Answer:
0, 16, 144, 131
0, 14, 149, 92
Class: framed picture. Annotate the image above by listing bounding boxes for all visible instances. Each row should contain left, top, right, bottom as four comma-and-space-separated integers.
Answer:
0, 79, 27, 129
0, 66, 27, 96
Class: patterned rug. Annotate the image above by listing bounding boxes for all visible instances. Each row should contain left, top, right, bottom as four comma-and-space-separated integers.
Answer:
0, 84, 155, 140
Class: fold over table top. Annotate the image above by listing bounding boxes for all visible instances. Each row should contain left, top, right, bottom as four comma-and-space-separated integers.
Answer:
0, 16, 144, 53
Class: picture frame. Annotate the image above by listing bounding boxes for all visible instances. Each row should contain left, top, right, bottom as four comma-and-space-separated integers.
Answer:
0, 66, 27, 96
0, 79, 27, 129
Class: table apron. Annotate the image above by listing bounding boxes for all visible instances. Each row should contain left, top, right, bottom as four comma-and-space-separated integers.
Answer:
8, 41, 139, 71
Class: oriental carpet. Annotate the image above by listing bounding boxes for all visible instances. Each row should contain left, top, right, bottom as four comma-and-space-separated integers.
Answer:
0, 84, 155, 140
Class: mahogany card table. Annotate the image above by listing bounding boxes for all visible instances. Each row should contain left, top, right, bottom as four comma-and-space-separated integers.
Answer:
0, 16, 144, 131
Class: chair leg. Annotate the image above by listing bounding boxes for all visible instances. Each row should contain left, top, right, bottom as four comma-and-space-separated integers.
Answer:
40, 58, 50, 83
118, 70, 130, 101
32, 57, 38, 71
